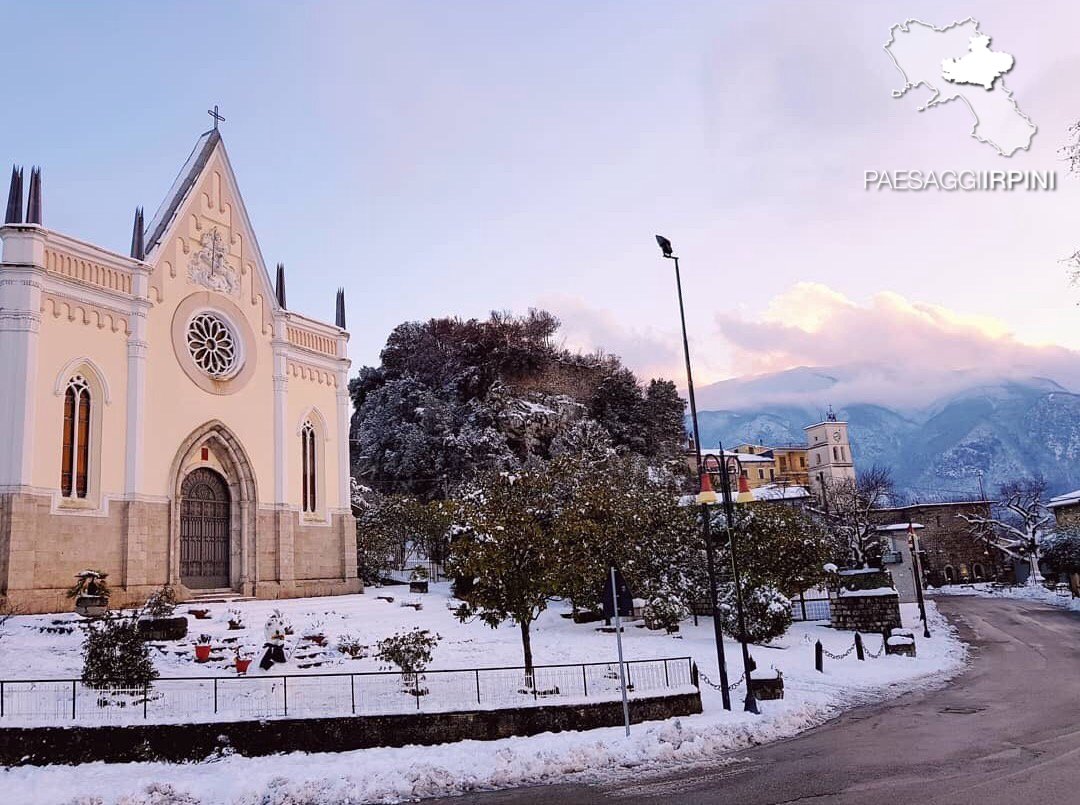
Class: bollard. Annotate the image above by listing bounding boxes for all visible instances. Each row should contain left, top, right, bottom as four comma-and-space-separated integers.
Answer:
855, 632, 865, 661
815, 640, 823, 673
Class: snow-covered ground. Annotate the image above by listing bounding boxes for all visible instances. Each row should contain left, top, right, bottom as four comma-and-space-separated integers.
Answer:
1, 586, 966, 805
929, 581, 1080, 612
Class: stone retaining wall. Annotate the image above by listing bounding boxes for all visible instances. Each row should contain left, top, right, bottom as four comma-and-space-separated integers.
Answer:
0, 691, 702, 766
830, 592, 901, 633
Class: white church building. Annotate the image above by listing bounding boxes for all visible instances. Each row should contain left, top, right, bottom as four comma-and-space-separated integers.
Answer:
0, 125, 360, 613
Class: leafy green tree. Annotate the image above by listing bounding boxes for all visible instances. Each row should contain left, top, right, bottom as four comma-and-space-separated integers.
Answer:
350, 310, 689, 500
642, 379, 688, 461
553, 449, 703, 620
447, 467, 562, 676
719, 503, 842, 597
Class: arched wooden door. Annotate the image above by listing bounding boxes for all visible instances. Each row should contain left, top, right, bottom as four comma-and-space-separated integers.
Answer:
180, 468, 231, 589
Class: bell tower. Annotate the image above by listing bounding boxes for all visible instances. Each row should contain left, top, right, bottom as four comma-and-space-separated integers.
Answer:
805, 406, 855, 504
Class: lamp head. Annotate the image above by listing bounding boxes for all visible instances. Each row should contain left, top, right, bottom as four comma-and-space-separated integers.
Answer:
697, 472, 718, 505
655, 234, 674, 258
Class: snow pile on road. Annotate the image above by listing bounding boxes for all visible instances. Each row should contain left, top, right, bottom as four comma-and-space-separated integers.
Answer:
930, 581, 1080, 612
1, 591, 965, 805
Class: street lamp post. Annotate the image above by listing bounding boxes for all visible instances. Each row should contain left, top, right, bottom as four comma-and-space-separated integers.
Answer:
704, 454, 760, 714
656, 234, 757, 714
655, 234, 730, 711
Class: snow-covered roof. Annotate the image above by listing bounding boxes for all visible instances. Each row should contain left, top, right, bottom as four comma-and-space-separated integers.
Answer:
144, 129, 220, 253
875, 523, 925, 531
752, 484, 810, 501
1047, 489, 1080, 509
699, 448, 774, 464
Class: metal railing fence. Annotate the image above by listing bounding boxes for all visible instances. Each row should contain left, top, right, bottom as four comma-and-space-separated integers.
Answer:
0, 656, 695, 728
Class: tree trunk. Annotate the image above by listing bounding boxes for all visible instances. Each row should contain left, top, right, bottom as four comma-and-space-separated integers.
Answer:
519, 619, 534, 682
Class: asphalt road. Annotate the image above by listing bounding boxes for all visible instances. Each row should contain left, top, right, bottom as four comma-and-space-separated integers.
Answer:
422, 596, 1080, 805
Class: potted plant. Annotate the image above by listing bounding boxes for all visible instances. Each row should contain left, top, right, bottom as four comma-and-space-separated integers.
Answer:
302, 618, 327, 647
409, 566, 430, 594
194, 634, 213, 662
136, 584, 187, 641
187, 608, 211, 619
226, 608, 245, 630
235, 648, 252, 674
68, 570, 110, 617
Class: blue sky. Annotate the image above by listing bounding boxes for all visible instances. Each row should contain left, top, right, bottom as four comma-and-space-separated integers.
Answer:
3, 1, 1080, 402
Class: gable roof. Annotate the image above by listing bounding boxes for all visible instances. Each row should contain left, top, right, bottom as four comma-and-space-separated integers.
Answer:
1048, 489, 1080, 509
144, 129, 221, 254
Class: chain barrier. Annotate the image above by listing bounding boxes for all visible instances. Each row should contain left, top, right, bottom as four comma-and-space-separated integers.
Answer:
864, 638, 887, 659
820, 642, 858, 661
699, 669, 746, 692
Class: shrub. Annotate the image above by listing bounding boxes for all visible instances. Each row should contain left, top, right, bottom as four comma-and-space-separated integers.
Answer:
336, 634, 369, 659
716, 583, 792, 644
81, 614, 158, 689
376, 627, 441, 676
140, 585, 177, 619
643, 593, 688, 633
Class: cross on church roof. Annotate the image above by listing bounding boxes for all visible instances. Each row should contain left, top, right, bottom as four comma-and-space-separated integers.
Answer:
207, 105, 226, 130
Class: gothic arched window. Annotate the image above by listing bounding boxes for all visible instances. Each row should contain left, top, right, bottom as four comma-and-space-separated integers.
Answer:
301, 422, 317, 513
62, 375, 91, 498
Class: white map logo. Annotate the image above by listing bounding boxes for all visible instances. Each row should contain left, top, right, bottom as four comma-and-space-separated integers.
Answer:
884, 18, 1036, 156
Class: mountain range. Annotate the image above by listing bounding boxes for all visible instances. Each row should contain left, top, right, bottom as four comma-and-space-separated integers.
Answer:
693, 366, 1080, 501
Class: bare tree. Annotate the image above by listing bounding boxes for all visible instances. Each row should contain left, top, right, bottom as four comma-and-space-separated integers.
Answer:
1061, 122, 1080, 282
959, 478, 1051, 585
822, 465, 896, 568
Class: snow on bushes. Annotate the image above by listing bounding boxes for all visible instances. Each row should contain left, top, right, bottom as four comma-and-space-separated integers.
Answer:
716, 583, 792, 644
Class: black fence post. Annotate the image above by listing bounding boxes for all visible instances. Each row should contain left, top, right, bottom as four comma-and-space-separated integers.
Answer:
800, 592, 808, 621
815, 640, 824, 673
283, 676, 288, 716
214, 678, 219, 713
855, 633, 865, 661
1, 680, 4, 718
691, 661, 700, 688
663, 659, 670, 688
72, 681, 76, 719
143, 685, 148, 719
351, 675, 356, 715
475, 669, 481, 705
582, 665, 588, 697
414, 673, 421, 709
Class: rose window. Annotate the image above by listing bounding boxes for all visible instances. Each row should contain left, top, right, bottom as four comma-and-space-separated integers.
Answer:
187, 313, 238, 377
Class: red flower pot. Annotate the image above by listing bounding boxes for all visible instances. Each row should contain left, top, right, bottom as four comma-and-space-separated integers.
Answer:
235, 658, 252, 674
194, 644, 212, 662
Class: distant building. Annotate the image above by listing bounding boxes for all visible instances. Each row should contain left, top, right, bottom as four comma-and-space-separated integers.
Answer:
1046, 489, 1080, 527
805, 408, 856, 503
872, 523, 921, 603
732, 444, 810, 488
871, 501, 996, 586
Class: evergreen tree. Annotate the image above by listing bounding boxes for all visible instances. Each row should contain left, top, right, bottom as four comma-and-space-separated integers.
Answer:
447, 467, 562, 677
719, 503, 842, 597
81, 614, 158, 690
350, 309, 688, 500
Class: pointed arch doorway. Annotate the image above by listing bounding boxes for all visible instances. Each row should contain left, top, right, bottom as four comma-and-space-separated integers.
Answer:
180, 467, 231, 588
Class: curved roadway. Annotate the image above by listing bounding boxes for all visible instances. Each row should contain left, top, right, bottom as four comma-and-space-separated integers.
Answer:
423, 596, 1080, 804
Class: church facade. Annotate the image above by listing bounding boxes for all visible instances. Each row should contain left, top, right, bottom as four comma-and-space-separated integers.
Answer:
0, 129, 360, 613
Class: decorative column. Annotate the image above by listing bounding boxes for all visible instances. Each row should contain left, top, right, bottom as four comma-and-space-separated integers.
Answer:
0, 225, 45, 596
271, 319, 294, 591
121, 262, 152, 591
0, 226, 45, 488
336, 359, 355, 582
